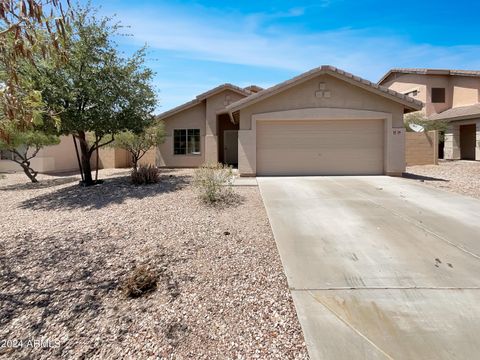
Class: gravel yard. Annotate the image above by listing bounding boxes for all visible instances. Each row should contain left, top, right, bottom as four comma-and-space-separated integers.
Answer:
0, 169, 307, 359
405, 160, 480, 200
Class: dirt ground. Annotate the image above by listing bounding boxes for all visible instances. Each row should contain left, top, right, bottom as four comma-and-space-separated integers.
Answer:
0, 169, 308, 359
405, 160, 480, 200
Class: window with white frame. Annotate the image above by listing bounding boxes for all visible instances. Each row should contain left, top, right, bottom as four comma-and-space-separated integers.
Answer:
174, 129, 200, 155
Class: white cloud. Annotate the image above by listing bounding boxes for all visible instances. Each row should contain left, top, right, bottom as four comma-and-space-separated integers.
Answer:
104, 3, 480, 110
113, 5, 480, 81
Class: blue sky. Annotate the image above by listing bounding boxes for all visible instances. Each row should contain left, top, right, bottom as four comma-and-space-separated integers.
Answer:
92, 0, 480, 112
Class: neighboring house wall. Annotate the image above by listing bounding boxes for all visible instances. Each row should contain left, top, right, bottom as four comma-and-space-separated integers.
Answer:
444, 119, 480, 160
158, 101, 206, 167
381, 72, 480, 162
382, 73, 480, 117
451, 77, 480, 108
237, 74, 407, 176
405, 131, 438, 166
96, 148, 131, 169
0, 135, 79, 174
138, 148, 156, 167
381, 74, 428, 109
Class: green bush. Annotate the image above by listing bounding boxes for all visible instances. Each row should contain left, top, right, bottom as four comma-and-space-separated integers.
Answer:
131, 165, 160, 185
194, 163, 234, 203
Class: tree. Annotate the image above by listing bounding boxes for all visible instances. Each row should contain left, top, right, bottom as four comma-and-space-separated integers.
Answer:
0, 60, 61, 182
113, 123, 166, 171
404, 112, 448, 140
37, 5, 157, 186
0, 0, 70, 128
0, 125, 60, 182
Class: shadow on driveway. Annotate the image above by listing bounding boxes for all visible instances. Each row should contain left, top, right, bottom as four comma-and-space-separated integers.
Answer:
402, 172, 449, 182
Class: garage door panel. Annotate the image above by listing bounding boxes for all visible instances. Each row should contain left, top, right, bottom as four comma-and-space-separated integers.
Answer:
256, 120, 384, 176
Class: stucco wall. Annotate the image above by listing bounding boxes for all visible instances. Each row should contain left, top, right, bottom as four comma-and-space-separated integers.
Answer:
381, 74, 427, 107
444, 119, 480, 161
238, 74, 407, 176
138, 148, 156, 166
205, 90, 246, 163
451, 77, 480, 108
405, 131, 438, 166
0, 135, 79, 174
383, 73, 480, 116
158, 102, 206, 167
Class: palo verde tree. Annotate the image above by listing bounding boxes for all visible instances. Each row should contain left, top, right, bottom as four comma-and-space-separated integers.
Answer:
0, 1, 68, 182
0, 53, 62, 183
37, 4, 157, 185
0, 124, 60, 182
112, 122, 165, 172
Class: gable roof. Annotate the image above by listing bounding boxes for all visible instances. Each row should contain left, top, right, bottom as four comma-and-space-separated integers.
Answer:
226, 65, 423, 114
157, 84, 251, 120
378, 68, 480, 85
429, 103, 480, 121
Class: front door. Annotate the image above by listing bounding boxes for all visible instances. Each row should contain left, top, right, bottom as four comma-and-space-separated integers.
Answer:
224, 130, 238, 165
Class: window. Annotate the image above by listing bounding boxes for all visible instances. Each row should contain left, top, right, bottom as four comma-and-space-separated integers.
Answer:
174, 129, 200, 155
431, 88, 445, 103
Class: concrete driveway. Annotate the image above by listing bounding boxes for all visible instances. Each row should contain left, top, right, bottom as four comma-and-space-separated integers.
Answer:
258, 176, 480, 360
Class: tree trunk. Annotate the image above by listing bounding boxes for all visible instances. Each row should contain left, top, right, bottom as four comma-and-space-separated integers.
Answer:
77, 131, 94, 185
19, 162, 38, 183
95, 137, 99, 181
132, 157, 138, 173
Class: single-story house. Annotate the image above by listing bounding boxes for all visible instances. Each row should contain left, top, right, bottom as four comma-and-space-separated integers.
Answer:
157, 65, 422, 176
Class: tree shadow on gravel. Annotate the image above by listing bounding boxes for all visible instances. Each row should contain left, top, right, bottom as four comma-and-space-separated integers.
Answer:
0, 232, 121, 337
0, 177, 79, 191
20, 174, 191, 211
0, 230, 186, 358
402, 173, 449, 182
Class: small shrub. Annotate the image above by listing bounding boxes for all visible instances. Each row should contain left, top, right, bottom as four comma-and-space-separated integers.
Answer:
131, 165, 160, 185
194, 162, 234, 203
122, 266, 158, 298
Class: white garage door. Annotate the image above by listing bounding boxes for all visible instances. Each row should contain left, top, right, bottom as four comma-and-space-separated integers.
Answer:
256, 119, 384, 176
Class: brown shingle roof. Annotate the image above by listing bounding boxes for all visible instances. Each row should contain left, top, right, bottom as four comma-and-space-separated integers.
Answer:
429, 104, 480, 121
157, 84, 251, 120
378, 68, 480, 85
227, 65, 423, 113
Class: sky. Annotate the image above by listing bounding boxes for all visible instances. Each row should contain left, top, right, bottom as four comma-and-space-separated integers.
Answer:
89, 0, 480, 113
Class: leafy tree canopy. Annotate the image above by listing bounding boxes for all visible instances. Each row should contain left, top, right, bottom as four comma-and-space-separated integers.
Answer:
36, 3, 157, 185
113, 122, 166, 170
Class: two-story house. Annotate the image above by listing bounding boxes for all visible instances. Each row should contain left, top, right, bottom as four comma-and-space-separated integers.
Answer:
378, 69, 480, 161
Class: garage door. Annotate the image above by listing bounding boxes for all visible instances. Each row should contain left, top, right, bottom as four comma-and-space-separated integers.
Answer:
256, 119, 384, 176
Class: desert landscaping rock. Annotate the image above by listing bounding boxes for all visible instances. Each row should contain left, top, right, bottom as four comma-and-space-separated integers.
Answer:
406, 160, 480, 199
0, 169, 308, 359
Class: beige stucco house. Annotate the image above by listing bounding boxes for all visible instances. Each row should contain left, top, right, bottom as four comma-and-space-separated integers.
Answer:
1, 65, 423, 176
379, 69, 480, 161
158, 66, 422, 176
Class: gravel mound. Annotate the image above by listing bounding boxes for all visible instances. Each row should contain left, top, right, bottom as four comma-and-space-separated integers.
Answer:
0, 169, 308, 359
405, 160, 480, 199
